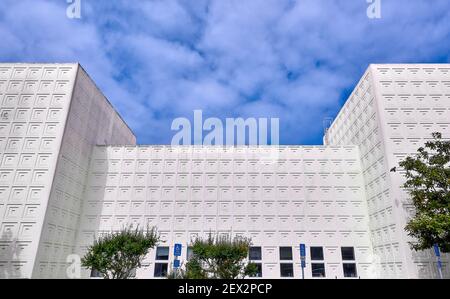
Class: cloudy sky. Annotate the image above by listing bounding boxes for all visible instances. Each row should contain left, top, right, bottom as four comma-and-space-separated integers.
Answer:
0, 0, 449, 144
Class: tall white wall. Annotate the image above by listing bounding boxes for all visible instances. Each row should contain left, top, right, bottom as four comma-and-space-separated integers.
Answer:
371, 64, 450, 278
2, 63, 449, 279
76, 145, 376, 279
0, 64, 78, 278
326, 64, 450, 278
0, 63, 135, 278
32, 67, 136, 278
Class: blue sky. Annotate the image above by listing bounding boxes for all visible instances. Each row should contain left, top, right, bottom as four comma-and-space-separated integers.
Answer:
0, 0, 449, 145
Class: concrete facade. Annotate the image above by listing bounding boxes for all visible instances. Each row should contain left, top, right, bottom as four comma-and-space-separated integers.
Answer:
77, 145, 376, 279
0, 63, 449, 278
325, 64, 450, 278
0, 64, 135, 278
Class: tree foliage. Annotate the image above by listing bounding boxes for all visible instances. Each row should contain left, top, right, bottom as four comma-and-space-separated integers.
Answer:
395, 132, 450, 252
178, 234, 258, 279
81, 226, 160, 279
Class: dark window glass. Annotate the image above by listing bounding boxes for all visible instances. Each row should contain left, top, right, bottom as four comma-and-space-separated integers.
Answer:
311, 263, 326, 277
156, 246, 169, 260
154, 263, 168, 277
249, 247, 262, 260
187, 246, 194, 260
250, 263, 262, 278
279, 247, 293, 260
341, 247, 355, 261
310, 247, 324, 260
343, 263, 357, 278
280, 263, 294, 277
90, 269, 101, 278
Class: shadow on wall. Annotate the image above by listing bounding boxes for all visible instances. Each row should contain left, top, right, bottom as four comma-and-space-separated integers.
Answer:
0, 230, 23, 278
73, 146, 109, 279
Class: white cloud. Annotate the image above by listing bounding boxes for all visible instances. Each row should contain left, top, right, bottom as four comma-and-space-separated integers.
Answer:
0, 0, 449, 144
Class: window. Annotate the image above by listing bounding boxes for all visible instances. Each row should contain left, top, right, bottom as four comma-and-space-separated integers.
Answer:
343, 263, 357, 278
310, 247, 324, 260
90, 269, 102, 278
187, 246, 194, 260
280, 263, 294, 277
341, 247, 355, 261
279, 247, 293, 260
311, 263, 326, 278
156, 246, 169, 260
249, 247, 262, 261
250, 263, 262, 278
154, 263, 168, 277
155, 247, 169, 277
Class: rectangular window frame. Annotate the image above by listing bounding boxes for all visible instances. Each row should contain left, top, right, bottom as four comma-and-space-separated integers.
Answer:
343, 263, 358, 278
279, 247, 293, 261
311, 263, 326, 278
280, 263, 294, 277
155, 246, 170, 260
310, 246, 324, 261
250, 263, 263, 278
341, 247, 355, 261
249, 246, 262, 261
154, 263, 168, 278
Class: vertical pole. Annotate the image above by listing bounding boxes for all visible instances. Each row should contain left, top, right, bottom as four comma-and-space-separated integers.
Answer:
434, 244, 443, 279
300, 244, 306, 280
175, 258, 178, 279
437, 257, 443, 279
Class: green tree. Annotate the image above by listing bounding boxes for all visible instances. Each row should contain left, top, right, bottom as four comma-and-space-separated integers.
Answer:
393, 132, 450, 252
179, 234, 258, 279
166, 259, 207, 279
81, 226, 160, 279
167, 257, 209, 279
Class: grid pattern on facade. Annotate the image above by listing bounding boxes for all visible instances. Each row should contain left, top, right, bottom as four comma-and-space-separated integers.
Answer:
326, 64, 450, 278
75, 145, 376, 278
0, 64, 78, 278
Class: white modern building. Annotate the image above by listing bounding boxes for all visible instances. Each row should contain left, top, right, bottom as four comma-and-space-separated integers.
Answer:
0, 63, 449, 279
